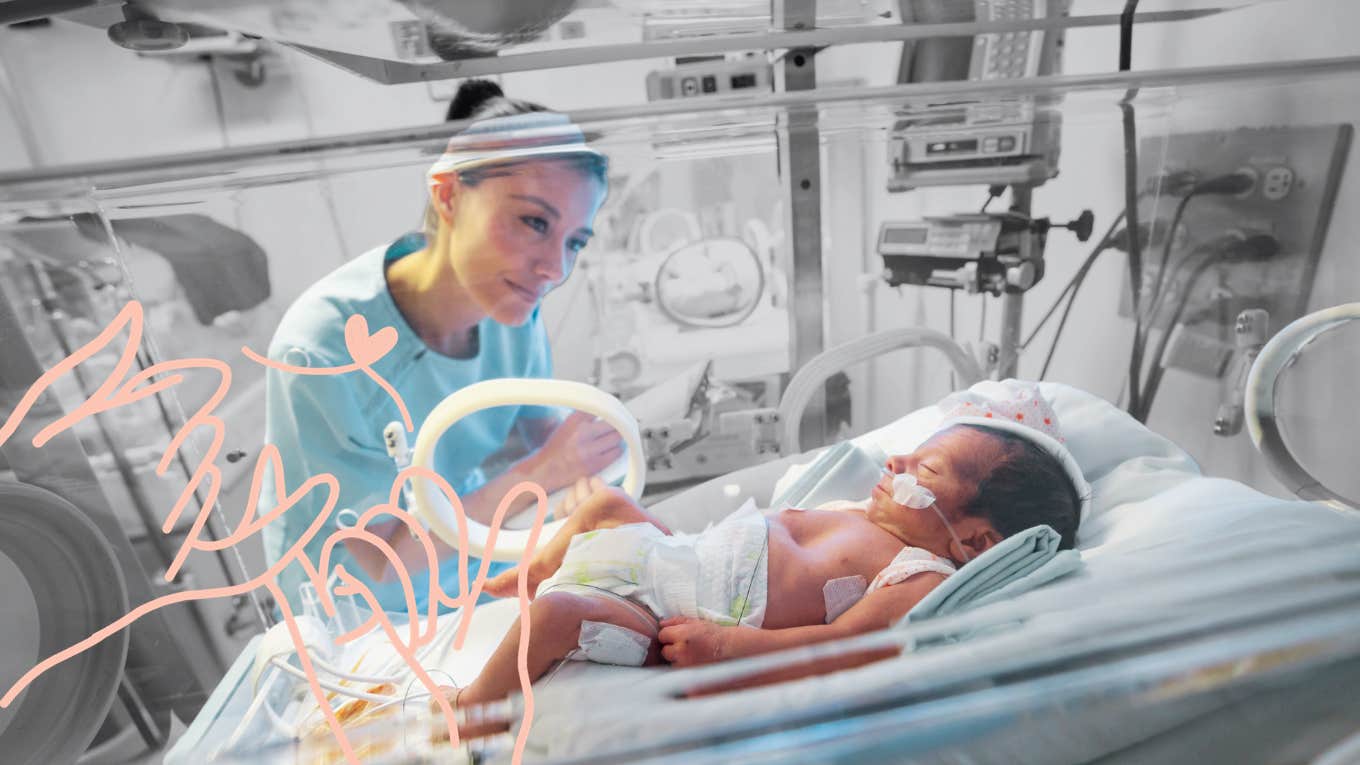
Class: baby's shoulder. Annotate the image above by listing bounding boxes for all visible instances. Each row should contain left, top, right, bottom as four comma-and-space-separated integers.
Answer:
868, 546, 956, 594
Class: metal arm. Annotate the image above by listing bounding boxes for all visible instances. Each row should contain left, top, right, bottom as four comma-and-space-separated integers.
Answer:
777, 328, 984, 453
1244, 302, 1359, 510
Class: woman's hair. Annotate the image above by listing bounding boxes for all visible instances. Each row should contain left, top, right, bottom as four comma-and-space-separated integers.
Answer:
956, 425, 1083, 550
445, 78, 541, 122
422, 79, 608, 237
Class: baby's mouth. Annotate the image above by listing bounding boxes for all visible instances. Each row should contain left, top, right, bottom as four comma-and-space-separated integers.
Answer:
873, 474, 895, 497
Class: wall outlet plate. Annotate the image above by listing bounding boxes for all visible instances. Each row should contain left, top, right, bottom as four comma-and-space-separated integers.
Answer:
1119, 124, 1351, 377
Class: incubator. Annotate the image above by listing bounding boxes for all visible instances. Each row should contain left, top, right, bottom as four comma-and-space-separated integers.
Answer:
1, 0, 1359, 762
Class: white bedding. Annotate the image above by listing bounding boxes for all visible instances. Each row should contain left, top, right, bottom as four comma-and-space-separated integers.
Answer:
503, 383, 1359, 762
347, 383, 1357, 763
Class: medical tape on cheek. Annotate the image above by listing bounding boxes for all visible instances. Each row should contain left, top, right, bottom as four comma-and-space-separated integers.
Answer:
823, 575, 868, 623
570, 620, 652, 666
891, 473, 936, 509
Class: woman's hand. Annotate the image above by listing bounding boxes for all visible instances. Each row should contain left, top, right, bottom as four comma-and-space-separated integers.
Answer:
527, 411, 624, 494
658, 617, 744, 667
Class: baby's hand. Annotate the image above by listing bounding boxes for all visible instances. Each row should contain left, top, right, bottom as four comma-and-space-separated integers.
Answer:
658, 617, 733, 667
554, 476, 608, 520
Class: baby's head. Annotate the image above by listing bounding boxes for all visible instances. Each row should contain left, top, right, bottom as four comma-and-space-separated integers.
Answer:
867, 382, 1086, 564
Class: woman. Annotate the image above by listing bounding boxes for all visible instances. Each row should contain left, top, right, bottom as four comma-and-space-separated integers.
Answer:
261, 81, 622, 616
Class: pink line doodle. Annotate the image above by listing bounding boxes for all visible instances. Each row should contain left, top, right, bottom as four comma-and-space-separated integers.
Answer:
240, 313, 414, 432
0, 300, 553, 764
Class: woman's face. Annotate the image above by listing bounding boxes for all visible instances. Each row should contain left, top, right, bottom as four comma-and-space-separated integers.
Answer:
436, 159, 605, 326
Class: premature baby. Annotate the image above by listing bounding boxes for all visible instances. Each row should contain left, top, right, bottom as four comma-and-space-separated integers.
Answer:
452, 382, 1087, 718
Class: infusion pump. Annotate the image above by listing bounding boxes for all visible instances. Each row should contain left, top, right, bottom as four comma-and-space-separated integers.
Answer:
877, 209, 1092, 295
886, 99, 1062, 190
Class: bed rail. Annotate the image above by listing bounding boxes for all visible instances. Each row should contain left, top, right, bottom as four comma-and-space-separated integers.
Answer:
777, 328, 984, 453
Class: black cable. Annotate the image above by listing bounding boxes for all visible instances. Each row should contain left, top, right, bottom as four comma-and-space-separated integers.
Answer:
1039, 273, 1082, 381
1120, 93, 1145, 416
1138, 252, 1222, 420
1128, 191, 1194, 409
1141, 232, 1209, 339
1021, 211, 1126, 351
1120, 1, 1141, 71
1020, 279, 1076, 350
1040, 242, 1112, 381
1132, 171, 1253, 402
1137, 233, 1278, 420
1147, 192, 1195, 321
980, 184, 1005, 213
1037, 218, 1129, 380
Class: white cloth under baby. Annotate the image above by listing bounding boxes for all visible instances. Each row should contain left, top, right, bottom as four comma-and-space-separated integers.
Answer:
867, 547, 956, 594
537, 499, 769, 627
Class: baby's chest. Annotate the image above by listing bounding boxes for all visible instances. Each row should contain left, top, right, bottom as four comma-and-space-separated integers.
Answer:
791, 514, 902, 577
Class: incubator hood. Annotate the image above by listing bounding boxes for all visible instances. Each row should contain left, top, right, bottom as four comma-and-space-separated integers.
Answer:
1, 0, 1286, 82
2, 6, 1358, 762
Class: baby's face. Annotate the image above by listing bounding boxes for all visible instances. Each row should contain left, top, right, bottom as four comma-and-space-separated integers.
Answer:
867, 427, 1004, 548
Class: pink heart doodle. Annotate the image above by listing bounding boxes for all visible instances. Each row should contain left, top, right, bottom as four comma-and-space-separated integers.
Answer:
343, 315, 398, 367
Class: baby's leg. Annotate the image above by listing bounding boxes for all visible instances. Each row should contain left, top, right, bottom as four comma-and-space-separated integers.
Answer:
485, 487, 672, 598
455, 590, 660, 736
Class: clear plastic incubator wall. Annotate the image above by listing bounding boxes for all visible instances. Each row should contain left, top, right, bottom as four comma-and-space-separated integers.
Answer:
1, 1, 1359, 763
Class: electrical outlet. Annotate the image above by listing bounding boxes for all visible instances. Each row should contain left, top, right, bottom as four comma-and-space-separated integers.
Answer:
1120, 125, 1351, 378
1262, 166, 1295, 201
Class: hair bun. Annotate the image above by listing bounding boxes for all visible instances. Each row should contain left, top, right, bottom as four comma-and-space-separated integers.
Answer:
447, 79, 505, 121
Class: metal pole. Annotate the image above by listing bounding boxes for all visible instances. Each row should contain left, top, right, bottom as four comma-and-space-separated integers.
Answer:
998, 186, 1033, 379
778, 0, 827, 450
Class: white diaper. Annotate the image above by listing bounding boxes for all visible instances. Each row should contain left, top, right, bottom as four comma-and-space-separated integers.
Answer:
537, 499, 769, 627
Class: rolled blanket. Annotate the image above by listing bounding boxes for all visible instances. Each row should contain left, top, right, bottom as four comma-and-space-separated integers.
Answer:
903, 524, 1082, 623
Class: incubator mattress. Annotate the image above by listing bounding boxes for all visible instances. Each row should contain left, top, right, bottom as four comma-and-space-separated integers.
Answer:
497, 383, 1360, 762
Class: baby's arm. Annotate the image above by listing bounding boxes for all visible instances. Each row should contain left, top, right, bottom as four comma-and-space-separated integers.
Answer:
658, 572, 946, 694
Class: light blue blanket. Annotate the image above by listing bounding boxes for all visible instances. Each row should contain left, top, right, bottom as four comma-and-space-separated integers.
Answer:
903, 524, 1082, 624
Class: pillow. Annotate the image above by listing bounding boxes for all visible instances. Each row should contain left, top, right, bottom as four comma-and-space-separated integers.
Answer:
838, 382, 1203, 545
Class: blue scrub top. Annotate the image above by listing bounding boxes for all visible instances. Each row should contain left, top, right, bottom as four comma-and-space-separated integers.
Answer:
260, 238, 555, 616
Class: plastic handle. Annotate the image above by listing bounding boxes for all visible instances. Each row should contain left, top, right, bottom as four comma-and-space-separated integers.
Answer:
1244, 302, 1359, 510
408, 378, 646, 561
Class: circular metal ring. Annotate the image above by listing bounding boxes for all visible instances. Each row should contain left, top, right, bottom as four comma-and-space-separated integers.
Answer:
0, 480, 130, 764
653, 237, 766, 330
